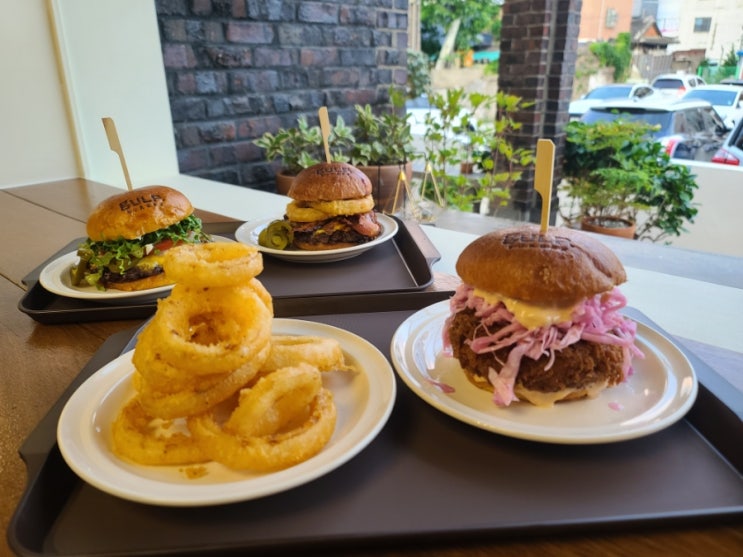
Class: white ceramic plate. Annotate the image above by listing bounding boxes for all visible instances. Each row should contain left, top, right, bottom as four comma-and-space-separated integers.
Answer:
57, 319, 396, 506
38, 237, 230, 304
390, 301, 698, 444
235, 213, 398, 263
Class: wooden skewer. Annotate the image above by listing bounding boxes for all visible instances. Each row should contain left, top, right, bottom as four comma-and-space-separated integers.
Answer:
102, 117, 133, 191
534, 138, 555, 234
318, 107, 332, 163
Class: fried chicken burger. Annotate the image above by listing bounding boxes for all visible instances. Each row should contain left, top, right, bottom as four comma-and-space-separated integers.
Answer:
285, 162, 382, 250
443, 225, 643, 407
71, 185, 211, 291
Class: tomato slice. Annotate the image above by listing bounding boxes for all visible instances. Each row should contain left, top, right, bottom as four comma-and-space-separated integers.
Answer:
152, 239, 175, 252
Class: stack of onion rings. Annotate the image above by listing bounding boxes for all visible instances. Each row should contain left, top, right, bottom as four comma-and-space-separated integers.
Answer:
110, 241, 350, 473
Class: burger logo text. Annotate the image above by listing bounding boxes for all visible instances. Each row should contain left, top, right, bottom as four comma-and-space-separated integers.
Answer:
119, 193, 164, 213
502, 230, 574, 252
313, 166, 354, 177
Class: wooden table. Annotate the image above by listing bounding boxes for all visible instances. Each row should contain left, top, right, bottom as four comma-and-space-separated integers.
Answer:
1, 178, 741, 556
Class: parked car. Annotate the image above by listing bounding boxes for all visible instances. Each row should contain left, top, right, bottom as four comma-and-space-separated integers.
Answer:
580, 98, 729, 162
568, 83, 656, 119
711, 114, 743, 166
719, 77, 743, 87
651, 73, 706, 99
681, 84, 743, 128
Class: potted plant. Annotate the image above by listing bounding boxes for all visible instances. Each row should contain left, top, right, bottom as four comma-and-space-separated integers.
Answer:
346, 88, 415, 212
417, 88, 534, 216
254, 115, 354, 195
560, 119, 699, 242
254, 91, 413, 208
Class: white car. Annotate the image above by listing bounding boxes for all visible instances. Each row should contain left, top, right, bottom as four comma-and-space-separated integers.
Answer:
568, 83, 656, 119
681, 84, 743, 128
651, 72, 706, 99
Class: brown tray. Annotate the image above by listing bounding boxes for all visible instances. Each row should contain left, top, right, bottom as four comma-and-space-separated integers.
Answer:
18, 217, 440, 323
8, 298, 742, 556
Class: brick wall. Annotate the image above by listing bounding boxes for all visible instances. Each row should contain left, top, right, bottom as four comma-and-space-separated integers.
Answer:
498, 0, 582, 223
155, 0, 409, 192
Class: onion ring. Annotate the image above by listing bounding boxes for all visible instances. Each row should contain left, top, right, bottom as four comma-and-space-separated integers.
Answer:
137, 343, 269, 419
248, 277, 273, 315
263, 335, 355, 373
147, 285, 272, 375
188, 388, 336, 472
309, 196, 374, 216
224, 363, 322, 437
111, 398, 209, 466
132, 368, 228, 396
285, 202, 329, 222
163, 242, 263, 288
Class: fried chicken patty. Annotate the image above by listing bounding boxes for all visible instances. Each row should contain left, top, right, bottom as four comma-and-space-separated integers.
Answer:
448, 309, 625, 395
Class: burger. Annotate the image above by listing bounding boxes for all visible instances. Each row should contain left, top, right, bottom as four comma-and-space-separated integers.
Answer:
284, 162, 382, 250
71, 185, 211, 291
443, 225, 643, 407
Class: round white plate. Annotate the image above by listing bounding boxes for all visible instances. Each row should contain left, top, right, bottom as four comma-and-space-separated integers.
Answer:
57, 319, 396, 506
38, 237, 230, 304
235, 213, 398, 263
390, 300, 698, 444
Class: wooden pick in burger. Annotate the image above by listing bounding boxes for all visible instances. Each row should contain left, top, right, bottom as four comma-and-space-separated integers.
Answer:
318, 106, 332, 163
102, 116, 133, 191
534, 138, 555, 234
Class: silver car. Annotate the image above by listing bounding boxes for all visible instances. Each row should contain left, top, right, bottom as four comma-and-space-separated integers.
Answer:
581, 98, 729, 163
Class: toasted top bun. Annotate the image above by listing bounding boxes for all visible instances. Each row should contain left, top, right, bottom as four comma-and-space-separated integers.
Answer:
455, 225, 626, 306
86, 185, 193, 241
289, 162, 372, 201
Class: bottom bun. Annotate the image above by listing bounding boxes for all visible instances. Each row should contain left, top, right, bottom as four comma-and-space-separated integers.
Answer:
293, 240, 359, 251
461, 366, 611, 407
513, 380, 610, 407
106, 273, 174, 292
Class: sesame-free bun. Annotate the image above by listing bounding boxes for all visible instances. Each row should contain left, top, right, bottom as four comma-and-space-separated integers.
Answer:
86, 185, 193, 241
288, 162, 372, 201
455, 225, 626, 306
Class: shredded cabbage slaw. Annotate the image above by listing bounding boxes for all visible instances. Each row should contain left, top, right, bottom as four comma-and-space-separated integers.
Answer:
443, 284, 644, 407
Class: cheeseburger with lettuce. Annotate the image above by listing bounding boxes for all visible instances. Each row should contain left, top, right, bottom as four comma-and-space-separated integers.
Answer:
71, 185, 211, 291
444, 225, 643, 407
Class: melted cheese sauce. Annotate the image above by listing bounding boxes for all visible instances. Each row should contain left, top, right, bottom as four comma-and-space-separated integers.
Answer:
473, 288, 576, 330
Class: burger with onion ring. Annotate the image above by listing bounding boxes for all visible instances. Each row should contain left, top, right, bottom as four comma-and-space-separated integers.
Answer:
284, 162, 382, 250
443, 225, 644, 407
71, 185, 211, 291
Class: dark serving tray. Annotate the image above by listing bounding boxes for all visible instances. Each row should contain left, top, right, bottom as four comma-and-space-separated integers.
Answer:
8, 297, 742, 557
18, 217, 440, 323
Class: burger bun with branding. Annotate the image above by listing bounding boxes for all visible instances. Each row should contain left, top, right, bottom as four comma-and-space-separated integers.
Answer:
444, 225, 643, 407
71, 185, 210, 291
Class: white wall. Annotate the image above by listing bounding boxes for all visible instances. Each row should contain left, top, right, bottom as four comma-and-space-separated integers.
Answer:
667, 161, 743, 257
0, 0, 78, 187
0, 0, 178, 190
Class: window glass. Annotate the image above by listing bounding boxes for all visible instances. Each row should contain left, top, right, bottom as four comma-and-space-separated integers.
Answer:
684, 109, 705, 132
694, 17, 711, 32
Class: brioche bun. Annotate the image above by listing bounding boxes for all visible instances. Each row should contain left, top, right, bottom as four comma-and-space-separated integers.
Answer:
87, 185, 193, 241
455, 224, 626, 306
288, 162, 372, 202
